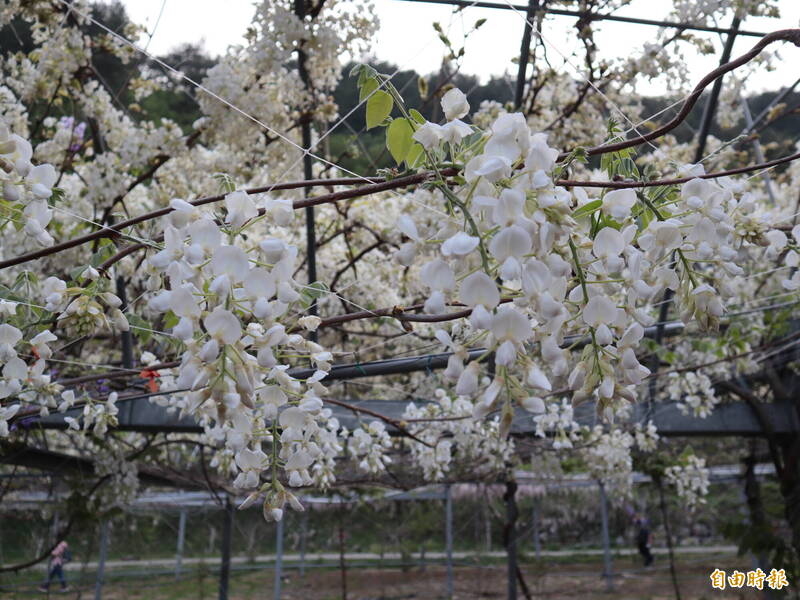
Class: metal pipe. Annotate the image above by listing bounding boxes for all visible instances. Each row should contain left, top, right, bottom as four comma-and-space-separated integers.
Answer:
741, 95, 775, 205
531, 496, 541, 560
299, 511, 307, 576
94, 520, 110, 600
290, 321, 686, 382
394, 0, 766, 37
650, 16, 740, 418
504, 478, 518, 600
693, 15, 741, 163
598, 482, 614, 592
116, 277, 135, 426
514, 0, 539, 110
175, 509, 187, 580
294, 0, 319, 344
445, 484, 454, 599
218, 498, 233, 600
748, 77, 800, 133
273, 517, 284, 600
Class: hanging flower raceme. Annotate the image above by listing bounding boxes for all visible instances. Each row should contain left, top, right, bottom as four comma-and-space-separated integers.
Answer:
0, 122, 59, 247
144, 190, 344, 521
379, 81, 797, 447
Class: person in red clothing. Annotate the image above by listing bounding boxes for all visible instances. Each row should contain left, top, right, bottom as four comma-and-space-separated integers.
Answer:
38, 540, 70, 593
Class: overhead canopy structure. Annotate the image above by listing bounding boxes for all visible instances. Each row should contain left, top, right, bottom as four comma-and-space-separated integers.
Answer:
27, 394, 800, 438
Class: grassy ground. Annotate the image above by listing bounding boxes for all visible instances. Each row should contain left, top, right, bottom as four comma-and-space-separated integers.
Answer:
0, 552, 772, 599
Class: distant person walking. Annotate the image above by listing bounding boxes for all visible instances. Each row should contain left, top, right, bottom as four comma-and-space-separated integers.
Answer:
38, 540, 70, 593
634, 514, 654, 567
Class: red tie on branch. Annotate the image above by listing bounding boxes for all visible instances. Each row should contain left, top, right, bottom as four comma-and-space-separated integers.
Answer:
139, 369, 160, 393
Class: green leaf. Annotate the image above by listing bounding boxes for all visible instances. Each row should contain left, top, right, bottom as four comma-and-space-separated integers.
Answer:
386, 118, 414, 164
304, 281, 329, 299
69, 265, 88, 282
127, 314, 152, 344
405, 143, 425, 169
366, 90, 393, 130
162, 310, 179, 331
49, 187, 65, 205
212, 173, 236, 193
572, 199, 602, 218
359, 78, 379, 102
351, 63, 377, 86
90, 241, 116, 267
409, 109, 426, 125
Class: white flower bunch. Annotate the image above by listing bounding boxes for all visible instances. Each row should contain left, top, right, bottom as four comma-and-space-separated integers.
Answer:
665, 453, 710, 509
351, 420, 393, 474
143, 191, 343, 519
0, 124, 58, 247
392, 84, 794, 437
402, 388, 514, 480
584, 426, 635, 496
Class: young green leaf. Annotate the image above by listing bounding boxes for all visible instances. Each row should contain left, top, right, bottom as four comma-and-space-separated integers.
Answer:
405, 143, 425, 169
359, 78, 379, 102
409, 109, 426, 125
366, 90, 393, 130
572, 199, 602, 218
386, 118, 414, 164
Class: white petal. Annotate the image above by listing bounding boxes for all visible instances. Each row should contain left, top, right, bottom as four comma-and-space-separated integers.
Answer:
3, 356, 27, 380
211, 246, 250, 282
527, 365, 551, 391
593, 227, 624, 258
204, 307, 242, 345
583, 295, 616, 327
489, 225, 532, 262
441, 88, 469, 121
420, 259, 455, 291
441, 232, 479, 257
397, 215, 420, 242
459, 272, 499, 309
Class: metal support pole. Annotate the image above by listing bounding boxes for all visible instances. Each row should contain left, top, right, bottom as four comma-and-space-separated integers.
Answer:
273, 517, 284, 600
742, 448, 776, 599
514, 0, 539, 110
657, 479, 683, 600
302, 124, 318, 344
294, 0, 319, 344
445, 484, 454, 599
741, 95, 775, 205
693, 15, 741, 163
484, 489, 492, 552
338, 507, 348, 600
116, 277, 135, 425
531, 496, 541, 560
94, 520, 109, 600
51, 512, 61, 546
219, 498, 234, 600
504, 479, 518, 600
598, 482, 614, 592
175, 509, 187, 580
649, 16, 740, 419
299, 511, 307, 576
748, 77, 800, 132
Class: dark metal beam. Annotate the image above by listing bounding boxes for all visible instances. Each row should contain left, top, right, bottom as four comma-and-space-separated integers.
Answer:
0, 442, 182, 487
394, 0, 767, 38
289, 322, 686, 382
693, 15, 741, 162
33, 395, 800, 438
295, 1, 319, 344
514, 0, 538, 110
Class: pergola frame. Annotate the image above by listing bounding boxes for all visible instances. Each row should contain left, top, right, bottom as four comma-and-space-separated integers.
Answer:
3, 2, 800, 599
